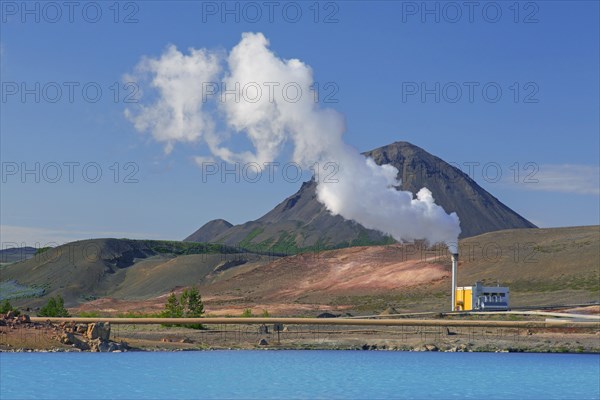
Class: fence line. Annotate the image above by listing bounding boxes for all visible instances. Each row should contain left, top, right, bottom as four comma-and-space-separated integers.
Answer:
29, 317, 600, 329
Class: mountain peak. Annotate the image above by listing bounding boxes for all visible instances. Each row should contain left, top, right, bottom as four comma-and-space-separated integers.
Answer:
185, 219, 233, 243
185, 140, 536, 250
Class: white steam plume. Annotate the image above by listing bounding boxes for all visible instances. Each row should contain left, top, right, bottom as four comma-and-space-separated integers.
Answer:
124, 45, 221, 154
125, 32, 461, 252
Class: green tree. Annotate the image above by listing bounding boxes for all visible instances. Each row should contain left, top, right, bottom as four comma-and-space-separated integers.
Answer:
161, 292, 183, 318
180, 287, 204, 329
38, 295, 69, 317
161, 288, 204, 329
182, 287, 204, 318
0, 300, 14, 314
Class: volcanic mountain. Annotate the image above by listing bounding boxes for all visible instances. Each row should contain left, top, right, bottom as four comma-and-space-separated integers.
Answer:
185, 142, 536, 252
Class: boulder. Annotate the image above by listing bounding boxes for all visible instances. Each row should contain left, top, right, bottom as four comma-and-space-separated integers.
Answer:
379, 307, 399, 316
107, 341, 127, 352
88, 339, 129, 353
87, 322, 111, 341
258, 324, 269, 334
60, 332, 75, 345
456, 344, 469, 352
317, 312, 338, 318
60, 332, 89, 350
89, 339, 110, 352
75, 324, 88, 334
424, 344, 439, 352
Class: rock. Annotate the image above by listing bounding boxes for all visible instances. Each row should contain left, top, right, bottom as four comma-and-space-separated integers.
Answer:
361, 344, 378, 350
258, 324, 269, 334
88, 338, 111, 352
161, 338, 172, 343
59, 332, 89, 350
179, 338, 193, 344
98, 341, 111, 352
5, 311, 15, 319
60, 332, 75, 345
88, 339, 129, 353
424, 344, 439, 352
258, 338, 268, 346
456, 344, 469, 352
107, 342, 127, 352
316, 312, 338, 318
0, 319, 6, 327
66, 322, 77, 333
75, 324, 88, 334
17, 314, 31, 324
87, 322, 111, 341
379, 307, 399, 316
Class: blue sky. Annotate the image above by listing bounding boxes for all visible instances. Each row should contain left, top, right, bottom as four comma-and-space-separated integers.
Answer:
1, 1, 599, 246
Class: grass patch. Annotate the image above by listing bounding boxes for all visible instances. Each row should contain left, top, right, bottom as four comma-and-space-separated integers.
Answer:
78, 311, 102, 318
116, 311, 161, 318
34, 247, 52, 255
0, 280, 46, 300
510, 273, 600, 293
140, 240, 241, 256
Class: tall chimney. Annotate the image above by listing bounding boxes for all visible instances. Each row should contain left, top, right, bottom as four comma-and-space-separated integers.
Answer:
451, 253, 459, 311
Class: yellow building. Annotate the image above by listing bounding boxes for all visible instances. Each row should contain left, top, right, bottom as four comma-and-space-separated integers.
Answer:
455, 286, 473, 311
455, 282, 509, 311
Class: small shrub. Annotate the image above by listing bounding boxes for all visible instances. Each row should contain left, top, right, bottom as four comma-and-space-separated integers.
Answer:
241, 308, 253, 318
78, 311, 101, 318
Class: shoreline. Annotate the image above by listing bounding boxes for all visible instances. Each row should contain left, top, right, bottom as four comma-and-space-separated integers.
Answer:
2, 313, 598, 355
3, 345, 599, 354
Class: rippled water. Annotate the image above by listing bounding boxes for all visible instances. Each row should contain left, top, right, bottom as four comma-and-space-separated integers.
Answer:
1, 351, 599, 399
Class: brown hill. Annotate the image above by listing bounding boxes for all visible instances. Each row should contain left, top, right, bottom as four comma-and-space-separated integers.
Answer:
192, 226, 598, 314
4, 226, 597, 315
0, 239, 268, 307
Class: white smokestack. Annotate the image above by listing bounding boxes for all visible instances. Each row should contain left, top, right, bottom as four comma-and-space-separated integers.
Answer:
451, 253, 458, 312
126, 32, 461, 250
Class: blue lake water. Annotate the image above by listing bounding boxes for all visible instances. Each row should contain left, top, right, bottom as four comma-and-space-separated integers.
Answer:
1, 351, 599, 399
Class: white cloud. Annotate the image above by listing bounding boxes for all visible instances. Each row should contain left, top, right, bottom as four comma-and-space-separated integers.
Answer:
124, 45, 222, 154
512, 164, 599, 196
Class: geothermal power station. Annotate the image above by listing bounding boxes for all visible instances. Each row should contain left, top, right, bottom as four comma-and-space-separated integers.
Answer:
450, 251, 510, 312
